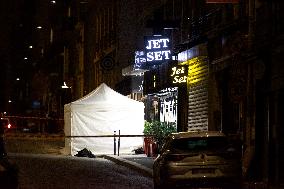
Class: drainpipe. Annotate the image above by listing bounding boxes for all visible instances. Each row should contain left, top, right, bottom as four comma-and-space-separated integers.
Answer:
243, 0, 256, 179
248, 0, 255, 51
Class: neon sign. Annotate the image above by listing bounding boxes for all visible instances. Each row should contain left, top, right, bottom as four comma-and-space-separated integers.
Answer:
144, 36, 171, 65
160, 95, 177, 123
134, 51, 146, 69
169, 65, 188, 85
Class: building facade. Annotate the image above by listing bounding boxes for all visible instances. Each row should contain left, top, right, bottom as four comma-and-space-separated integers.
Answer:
1, 0, 283, 186
121, 0, 284, 186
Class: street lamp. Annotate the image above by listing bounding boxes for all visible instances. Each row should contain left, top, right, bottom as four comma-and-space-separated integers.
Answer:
60, 82, 72, 116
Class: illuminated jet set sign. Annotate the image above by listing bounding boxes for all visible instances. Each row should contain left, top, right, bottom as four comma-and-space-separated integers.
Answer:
144, 36, 171, 65
168, 65, 188, 86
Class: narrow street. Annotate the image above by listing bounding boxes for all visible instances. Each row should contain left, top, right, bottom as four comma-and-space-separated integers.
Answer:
9, 153, 153, 189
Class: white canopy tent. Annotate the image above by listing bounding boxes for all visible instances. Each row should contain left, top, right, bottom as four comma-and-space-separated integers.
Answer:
64, 83, 144, 155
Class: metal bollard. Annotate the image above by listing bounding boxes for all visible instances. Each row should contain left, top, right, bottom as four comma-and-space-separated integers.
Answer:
114, 131, 116, 155
118, 130, 120, 156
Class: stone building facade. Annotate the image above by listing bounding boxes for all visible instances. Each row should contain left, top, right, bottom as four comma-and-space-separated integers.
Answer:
10, 0, 282, 186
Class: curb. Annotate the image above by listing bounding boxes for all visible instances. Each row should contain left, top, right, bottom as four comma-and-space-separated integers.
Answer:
102, 155, 153, 178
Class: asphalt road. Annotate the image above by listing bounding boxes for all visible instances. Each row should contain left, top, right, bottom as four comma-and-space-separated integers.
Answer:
9, 153, 153, 189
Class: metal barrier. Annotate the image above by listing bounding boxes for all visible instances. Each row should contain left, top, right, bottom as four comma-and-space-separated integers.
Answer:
2, 117, 155, 156
5, 131, 155, 156
65, 132, 149, 156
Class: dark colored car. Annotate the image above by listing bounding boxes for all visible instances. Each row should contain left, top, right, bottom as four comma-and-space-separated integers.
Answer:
153, 131, 242, 189
0, 157, 18, 189
0, 118, 8, 157
0, 118, 18, 188
0, 117, 12, 130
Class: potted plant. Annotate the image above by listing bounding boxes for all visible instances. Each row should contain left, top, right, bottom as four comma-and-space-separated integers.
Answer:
143, 121, 176, 156
151, 121, 176, 152
143, 121, 155, 157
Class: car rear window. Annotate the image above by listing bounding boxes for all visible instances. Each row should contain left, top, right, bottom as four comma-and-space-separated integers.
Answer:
170, 137, 229, 152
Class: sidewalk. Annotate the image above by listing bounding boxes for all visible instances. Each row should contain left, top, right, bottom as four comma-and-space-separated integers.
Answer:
6, 135, 280, 189
103, 154, 283, 189
102, 154, 155, 178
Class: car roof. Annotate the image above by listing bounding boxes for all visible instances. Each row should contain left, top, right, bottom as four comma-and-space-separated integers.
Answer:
170, 131, 226, 139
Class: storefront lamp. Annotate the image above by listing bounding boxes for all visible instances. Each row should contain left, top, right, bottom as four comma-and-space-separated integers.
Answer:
61, 82, 69, 89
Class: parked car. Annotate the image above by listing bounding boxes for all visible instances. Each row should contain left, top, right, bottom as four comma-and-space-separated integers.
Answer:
0, 117, 18, 188
0, 118, 12, 130
0, 157, 18, 189
153, 131, 242, 189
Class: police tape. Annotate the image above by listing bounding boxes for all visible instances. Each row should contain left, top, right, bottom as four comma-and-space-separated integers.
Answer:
4, 133, 65, 140
1, 115, 64, 121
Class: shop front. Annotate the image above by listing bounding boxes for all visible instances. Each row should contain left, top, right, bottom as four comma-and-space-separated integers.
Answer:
143, 61, 188, 132
177, 44, 209, 131
142, 40, 210, 132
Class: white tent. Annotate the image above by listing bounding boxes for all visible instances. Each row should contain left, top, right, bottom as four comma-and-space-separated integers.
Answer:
64, 83, 144, 155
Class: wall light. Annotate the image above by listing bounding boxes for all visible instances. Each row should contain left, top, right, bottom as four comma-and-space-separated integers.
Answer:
62, 82, 69, 88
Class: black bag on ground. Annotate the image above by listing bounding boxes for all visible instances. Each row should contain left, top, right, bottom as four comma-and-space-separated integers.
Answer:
75, 148, 96, 158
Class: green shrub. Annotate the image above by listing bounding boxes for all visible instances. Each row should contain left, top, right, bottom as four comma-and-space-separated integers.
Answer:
143, 121, 177, 150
